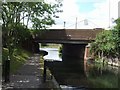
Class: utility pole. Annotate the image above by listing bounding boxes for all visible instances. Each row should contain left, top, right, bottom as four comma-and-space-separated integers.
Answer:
75, 17, 77, 29
64, 21, 66, 29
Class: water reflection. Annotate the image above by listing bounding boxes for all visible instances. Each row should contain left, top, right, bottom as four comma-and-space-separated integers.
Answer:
40, 48, 62, 61
41, 48, 119, 89
85, 61, 118, 88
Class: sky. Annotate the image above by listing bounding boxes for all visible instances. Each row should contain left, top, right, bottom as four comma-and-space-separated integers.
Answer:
47, 0, 120, 29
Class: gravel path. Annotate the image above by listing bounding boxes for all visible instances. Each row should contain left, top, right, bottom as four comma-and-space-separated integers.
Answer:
2, 54, 44, 90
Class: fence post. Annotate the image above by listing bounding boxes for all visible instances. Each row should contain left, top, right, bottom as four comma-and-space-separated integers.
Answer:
43, 60, 47, 83
4, 56, 10, 83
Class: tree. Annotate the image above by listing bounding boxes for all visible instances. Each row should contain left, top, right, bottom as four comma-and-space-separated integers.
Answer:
112, 18, 120, 59
90, 18, 120, 61
90, 31, 114, 58
2, 1, 63, 59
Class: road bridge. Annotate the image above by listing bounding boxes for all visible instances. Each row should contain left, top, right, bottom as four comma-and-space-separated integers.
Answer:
34, 28, 103, 63
34, 28, 102, 44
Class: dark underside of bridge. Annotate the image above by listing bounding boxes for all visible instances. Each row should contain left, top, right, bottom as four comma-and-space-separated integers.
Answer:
62, 43, 87, 63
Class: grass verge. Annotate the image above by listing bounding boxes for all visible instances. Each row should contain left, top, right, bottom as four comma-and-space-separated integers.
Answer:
2, 47, 32, 74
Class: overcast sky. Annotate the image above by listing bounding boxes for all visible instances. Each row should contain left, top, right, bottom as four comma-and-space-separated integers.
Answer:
47, 0, 120, 29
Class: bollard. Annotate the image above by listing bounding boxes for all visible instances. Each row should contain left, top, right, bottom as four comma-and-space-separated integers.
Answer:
43, 60, 47, 83
4, 56, 10, 83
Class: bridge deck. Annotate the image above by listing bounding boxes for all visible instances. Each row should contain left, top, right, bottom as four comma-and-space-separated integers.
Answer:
34, 29, 103, 44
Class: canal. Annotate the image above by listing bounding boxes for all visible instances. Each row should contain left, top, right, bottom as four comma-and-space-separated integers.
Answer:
40, 47, 119, 89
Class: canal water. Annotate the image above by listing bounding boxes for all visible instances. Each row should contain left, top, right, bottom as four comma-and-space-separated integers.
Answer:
40, 47, 119, 89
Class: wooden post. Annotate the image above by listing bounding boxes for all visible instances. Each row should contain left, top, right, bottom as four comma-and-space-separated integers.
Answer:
4, 56, 10, 83
43, 60, 47, 83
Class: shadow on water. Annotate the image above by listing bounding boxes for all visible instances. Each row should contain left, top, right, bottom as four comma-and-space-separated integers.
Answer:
42, 48, 119, 89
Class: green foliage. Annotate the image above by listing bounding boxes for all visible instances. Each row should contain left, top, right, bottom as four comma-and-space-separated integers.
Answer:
2, 48, 9, 61
88, 64, 118, 88
113, 18, 120, 55
90, 30, 115, 56
58, 45, 62, 57
90, 18, 120, 60
89, 75, 118, 88
2, 1, 62, 58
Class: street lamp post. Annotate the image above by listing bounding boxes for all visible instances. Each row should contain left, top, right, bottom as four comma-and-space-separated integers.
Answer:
109, 0, 111, 28
118, 1, 120, 18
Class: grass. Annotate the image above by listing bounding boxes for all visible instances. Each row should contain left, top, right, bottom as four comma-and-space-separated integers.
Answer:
88, 76, 118, 88
0, 54, 2, 64
2, 47, 32, 74
40, 44, 61, 49
88, 67, 118, 88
